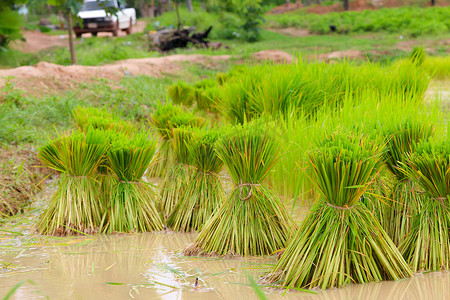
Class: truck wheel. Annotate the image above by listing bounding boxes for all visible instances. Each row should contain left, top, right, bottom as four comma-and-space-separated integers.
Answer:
112, 21, 119, 37
125, 19, 132, 35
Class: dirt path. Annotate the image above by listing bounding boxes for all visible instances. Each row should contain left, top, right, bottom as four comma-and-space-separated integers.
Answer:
12, 20, 147, 53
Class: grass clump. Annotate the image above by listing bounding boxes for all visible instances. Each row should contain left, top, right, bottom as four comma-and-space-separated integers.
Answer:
148, 103, 205, 178
380, 120, 434, 245
101, 130, 163, 233
72, 106, 133, 134
184, 122, 296, 257
264, 133, 412, 289
158, 126, 196, 221
36, 128, 108, 235
399, 138, 450, 272
167, 128, 224, 231
168, 82, 196, 106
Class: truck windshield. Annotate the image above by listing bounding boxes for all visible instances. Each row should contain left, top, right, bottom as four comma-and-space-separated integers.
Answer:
81, 0, 115, 11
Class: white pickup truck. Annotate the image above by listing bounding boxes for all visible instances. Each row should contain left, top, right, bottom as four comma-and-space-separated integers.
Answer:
74, 0, 136, 38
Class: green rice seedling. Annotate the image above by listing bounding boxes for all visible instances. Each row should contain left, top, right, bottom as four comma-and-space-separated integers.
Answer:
167, 128, 224, 231
410, 47, 426, 67
101, 130, 163, 233
167, 82, 195, 106
36, 128, 108, 235
184, 122, 296, 257
148, 103, 205, 177
158, 126, 196, 221
195, 87, 220, 113
194, 79, 216, 90
72, 106, 133, 134
380, 120, 434, 245
264, 133, 412, 289
399, 138, 450, 272
216, 59, 430, 124
422, 56, 450, 80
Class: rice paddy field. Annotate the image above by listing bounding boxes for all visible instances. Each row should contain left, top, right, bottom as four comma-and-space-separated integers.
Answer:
1, 4, 450, 299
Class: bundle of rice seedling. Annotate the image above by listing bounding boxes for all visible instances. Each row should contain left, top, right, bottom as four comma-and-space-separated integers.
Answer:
36, 128, 108, 235
410, 47, 426, 67
158, 126, 196, 221
72, 106, 133, 134
168, 82, 195, 106
264, 134, 412, 289
101, 130, 163, 233
399, 138, 450, 272
148, 103, 205, 177
167, 128, 224, 231
184, 123, 296, 256
381, 120, 433, 245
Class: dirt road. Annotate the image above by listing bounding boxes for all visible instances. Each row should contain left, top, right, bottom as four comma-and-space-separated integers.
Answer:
12, 21, 147, 53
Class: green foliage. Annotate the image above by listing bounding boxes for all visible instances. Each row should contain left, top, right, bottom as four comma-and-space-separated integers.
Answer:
151, 1, 264, 42
266, 6, 450, 37
239, 1, 264, 42
0, 8, 24, 48
410, 47, 426, 66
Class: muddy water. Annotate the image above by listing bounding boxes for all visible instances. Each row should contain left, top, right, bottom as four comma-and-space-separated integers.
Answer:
1, 185, 449, 300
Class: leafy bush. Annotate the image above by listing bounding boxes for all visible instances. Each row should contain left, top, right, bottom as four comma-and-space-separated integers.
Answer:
0, 8, 24, 49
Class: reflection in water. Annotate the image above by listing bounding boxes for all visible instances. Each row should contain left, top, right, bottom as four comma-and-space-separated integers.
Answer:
0, 186, 449, 299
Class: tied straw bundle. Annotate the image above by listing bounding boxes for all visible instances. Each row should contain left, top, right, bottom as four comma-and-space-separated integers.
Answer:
101, 130, 163, 233
148, 103, 205, 178
159, 126, 196, 221
264, 133, 412, 289
184, 122, 296, 257
381, 120, 433, 245
399, 138, 450, 272
168, 128, 224, 232
37, 128, 108, 235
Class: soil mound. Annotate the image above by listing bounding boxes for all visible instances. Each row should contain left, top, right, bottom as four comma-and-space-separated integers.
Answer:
316, 50, 364, 61
252, 50, 293, 63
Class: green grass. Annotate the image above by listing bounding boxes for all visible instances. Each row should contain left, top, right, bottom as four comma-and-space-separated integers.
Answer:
266, 6, 450, 37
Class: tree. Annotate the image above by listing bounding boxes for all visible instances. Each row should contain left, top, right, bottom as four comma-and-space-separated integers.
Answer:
46, 0, 83, 64
186, 0, 193, 11
343, 0, 349, 11
0, 1, 25, 49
